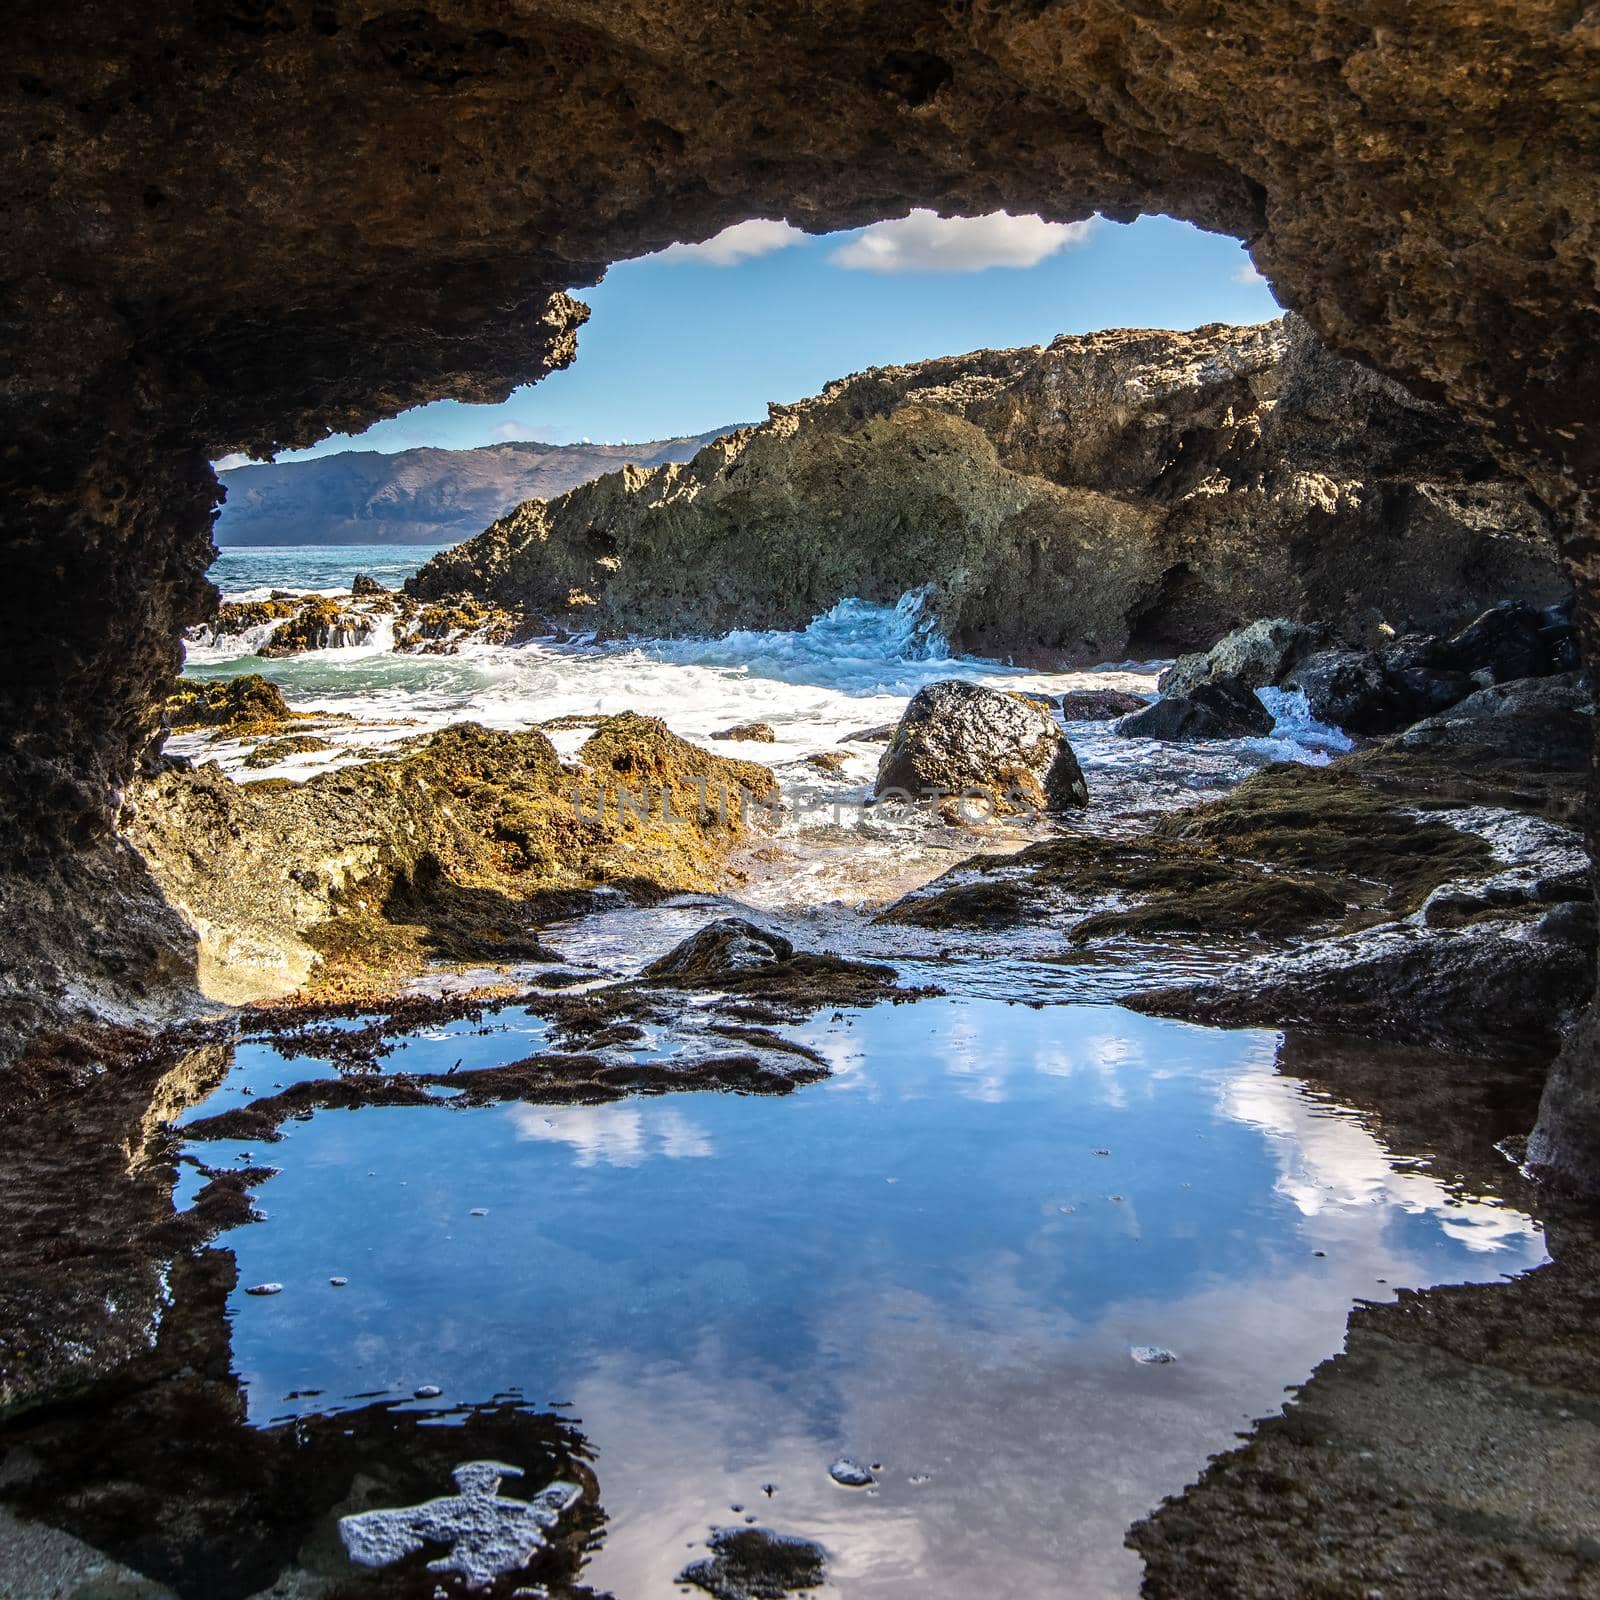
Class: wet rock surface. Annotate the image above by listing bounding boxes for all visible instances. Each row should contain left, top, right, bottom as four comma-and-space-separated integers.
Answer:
875, 679, 1088, 816
883, 750, 1593, 1054
1159, 618, 1331, 699
1056, 688, 1149, 722
1116, 677, 1274, 742
1132, 1210, 1600, 1600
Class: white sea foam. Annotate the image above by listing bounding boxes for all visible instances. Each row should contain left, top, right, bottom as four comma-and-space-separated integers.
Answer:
180, 549, 1354, 904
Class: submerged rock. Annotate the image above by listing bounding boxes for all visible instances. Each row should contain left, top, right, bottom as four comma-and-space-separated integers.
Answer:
1117, 678, 1273, 742
1058, 688, 1150, 721
340, 1461, 580, 1587
828, 1458, 875, 1487
678, 1525, 827, 1600
1159, 618, 1330, 699
643, 918, 795, 980
875, 679, 1088, 814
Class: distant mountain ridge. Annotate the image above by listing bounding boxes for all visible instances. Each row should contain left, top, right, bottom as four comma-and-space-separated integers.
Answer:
214, 428, 744, 546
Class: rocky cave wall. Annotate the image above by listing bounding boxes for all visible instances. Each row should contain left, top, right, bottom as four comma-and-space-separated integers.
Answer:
2, 1, 1598, 1174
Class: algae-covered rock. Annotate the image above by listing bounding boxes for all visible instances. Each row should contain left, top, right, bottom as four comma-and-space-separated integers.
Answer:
241, 733, 334, 769
165, 674, 293, 734
259, 596, 373, 657
349, 573, 389, 597
875, 679, 1088, 815
126, 717, 781, 1005
1117, 678, 1273, 742
713, 723, 777, 743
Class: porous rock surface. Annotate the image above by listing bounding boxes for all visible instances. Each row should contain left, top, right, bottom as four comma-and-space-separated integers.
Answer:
411, 318, 1561, 655
875, 679, 1089, 814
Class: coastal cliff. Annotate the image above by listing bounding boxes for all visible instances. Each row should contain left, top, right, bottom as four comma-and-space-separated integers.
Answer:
216, 429, 740, 547
410, 317, 1562, 659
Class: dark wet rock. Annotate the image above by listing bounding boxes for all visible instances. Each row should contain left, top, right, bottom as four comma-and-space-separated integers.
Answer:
875, 680, 1088, 814
877, 876, 1045, 931
643, 919, 794, 980
1277, 602, 1579, 738
349, 573, 389, 596
1131, 1216, 1600, 1600
1443, 599, 1551, 685
679, 1525, 827, 1600
1057, 688, 1150, 721
846, 723, 898, 744
1349, 675, 1593, 821
828, 1458, 875, 1487
639, 918, 915, 1012
713, 723, 777, 743
1127, 905, 1594, 1058
1159, 618, 1330, 699
1282, 648, 1398, 734
164, 674, 293, 735
1116, 678, 1273, 742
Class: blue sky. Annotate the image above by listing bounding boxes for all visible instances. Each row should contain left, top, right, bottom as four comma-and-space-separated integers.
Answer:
266, 213, 1279, 462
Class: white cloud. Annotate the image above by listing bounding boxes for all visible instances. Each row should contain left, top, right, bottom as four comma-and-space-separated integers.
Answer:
507, 1102, 713, 1167
490, 420, 529, 442
831, 210, 1098, 274
652, 218, 807, 266
213, 452, 251, 471
1234, 259, 1266, 286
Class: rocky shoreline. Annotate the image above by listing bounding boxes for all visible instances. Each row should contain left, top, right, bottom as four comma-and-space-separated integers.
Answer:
406, 317, 1561, 660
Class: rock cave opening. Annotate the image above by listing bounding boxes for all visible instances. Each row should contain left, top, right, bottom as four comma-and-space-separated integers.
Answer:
4, 6, 1599, 1597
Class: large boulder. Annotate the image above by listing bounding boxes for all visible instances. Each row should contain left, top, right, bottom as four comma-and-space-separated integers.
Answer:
1117, 678, 1274, 742
1397, 676, 1594, 770
1159, 618, 1331, 698
875, 680, 1088, 813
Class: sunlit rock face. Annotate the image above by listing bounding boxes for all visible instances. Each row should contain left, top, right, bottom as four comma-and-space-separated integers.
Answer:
1, 4, 1598, 1171
410, 318, 1562, 654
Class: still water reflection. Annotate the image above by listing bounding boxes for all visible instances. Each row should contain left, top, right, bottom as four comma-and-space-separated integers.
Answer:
198, 999, 1543, 1598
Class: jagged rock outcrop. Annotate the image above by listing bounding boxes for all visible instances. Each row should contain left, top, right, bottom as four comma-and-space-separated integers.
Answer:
410, 318, 1561, 657
216, 429, 740, 547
